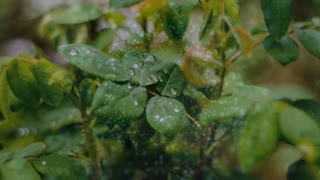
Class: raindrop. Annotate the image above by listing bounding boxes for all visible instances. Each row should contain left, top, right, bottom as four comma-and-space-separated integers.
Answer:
155, 115, 160, 119
144, 55, 155, 62
42, 161, 46, 165
134, 101, 138, 106
174, 108, 180, 113
128, 83, 132, 89
129, 69, 135, 76
149, 75, 158, 82
85, 50, 91, 54
170, 88, 177, 96
159, 118, 164, 122
133, 64, 139, 69
68, 49, 78, 56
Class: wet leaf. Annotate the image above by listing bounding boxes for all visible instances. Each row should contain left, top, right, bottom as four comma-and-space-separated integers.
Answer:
1, 159, 41, 180
146, 96, 189, 137
200, 95, 252, 126
6, 59, 40, 107
31, 59, 66, 106
238, 102, 279, 172
295, 27, 320, 59
58, 44, 131, 82
13, 142, 46, 159
156, 65, 186, 97
109, 0, 143, 8
92, 81, 147, 123
32, 154, 87, 180
123, 52, 173, 86
54, 4, 102, 24
263, 35, 299, 65
260, 0, 292, 39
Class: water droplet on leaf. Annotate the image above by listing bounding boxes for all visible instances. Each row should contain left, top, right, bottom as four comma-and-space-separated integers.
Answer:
68, 49, 78, 56
170, 88, 177, 95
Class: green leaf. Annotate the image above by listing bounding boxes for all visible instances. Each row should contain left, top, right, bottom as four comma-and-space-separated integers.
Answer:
92, 28, 116, 50
200, 95, 252, 125
156, 65, 186, 97
58, 44, 131, 82
168, 0, 198, 14
123, 52, 173, 86
109, 0, 143, 8
279, 105, 320, 145
0, 151, 12, 165
54, 4, 102, 24
32, 154, 87, 180
1, 159, 41, 180
164, 9, 189, 41
293, 99, 320, 121
92, 81, 147, 123
31, 59, 67, 106
79, 78, 96, 108
263, 35, 299, 65
0, 66, 12, 120
238, 102, 279, 172
295, 27, 320, 58
13, 142, 46, 159
260, 0, 292, 39
312, 17, 320, 27
7, 59, 40, 107
146, 96, 189, 137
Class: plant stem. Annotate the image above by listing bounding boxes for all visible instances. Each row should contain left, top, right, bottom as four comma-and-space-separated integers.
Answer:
82, 114, 101, 180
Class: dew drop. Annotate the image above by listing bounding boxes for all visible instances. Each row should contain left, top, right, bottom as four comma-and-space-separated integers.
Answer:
163, 69, 168, 74
134, 101, 138, 106
42, 161, 46, 165
128, 83, 132, 89
68, 49, 78, 56
159, 118, 164, 122
144, 55, 155, 62
170, 88, 177, 96
129, 70, 135, 76
174, 108, 180, 113
133, 64, 139, 69
148, 75, 157, 82
155, 115, 160, 119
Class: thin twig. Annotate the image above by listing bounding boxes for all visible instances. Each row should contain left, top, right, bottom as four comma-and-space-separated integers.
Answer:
187, 114, 204, 131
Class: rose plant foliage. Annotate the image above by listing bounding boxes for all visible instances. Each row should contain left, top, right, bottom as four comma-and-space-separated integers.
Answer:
1, 0, 320, 179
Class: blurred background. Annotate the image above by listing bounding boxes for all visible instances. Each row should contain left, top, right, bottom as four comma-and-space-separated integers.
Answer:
0, 0, 320, 98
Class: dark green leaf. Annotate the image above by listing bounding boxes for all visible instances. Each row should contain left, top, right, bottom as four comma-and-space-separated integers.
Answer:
168, 0, 198, 14
200, 95, 252, 126
55, 4, 102, 24
1, 159, 41, 180
31, 59, 67, 106
263, 35, 299, 65
123, 52, 173, 86
13, 142, 46, 159
238, 102, 279, 172
295, 27, 320, 58
293, 99, 320, 121
109, 0, 143, 8
146, 96, 189, 137
260, 0, 292, 39
156, 65, 186, 97
92, 81, 147, 123
58, 44, 131, 82
92, 28, 116, 50
7, 59, 40, 107
288, 160, 320, 180
164, 9, 189, 41
32, 154, 87, 180
79, 78, 96, 107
